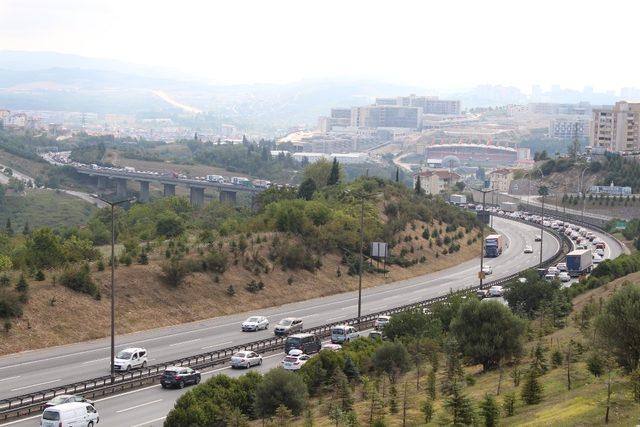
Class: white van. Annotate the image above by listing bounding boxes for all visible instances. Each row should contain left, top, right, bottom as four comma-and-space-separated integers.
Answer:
113, 347, 147, 372
41, 402, 99, 427
331, 325, 359, 344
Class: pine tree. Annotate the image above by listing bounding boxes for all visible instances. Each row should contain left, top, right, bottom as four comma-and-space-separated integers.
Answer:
521, 369, 543, 405
343, 355, 360, 382
530, 343, 548, 375
502, 392, 516, 416
273, 405, 293, 426
480, 394, 500, 427
442, 339, 464, 395
22, 221, 30, 235
5, 218, 13, 236
444, 382, 476, 425
427, 368, 436, 400
15, 274, 28, 303
395, 167, 400, 182
331, 369, 354, 412
327, 158, 340, 186
422, 399, 435, 423
414, 175, 423, 194
389, 381, 399, 414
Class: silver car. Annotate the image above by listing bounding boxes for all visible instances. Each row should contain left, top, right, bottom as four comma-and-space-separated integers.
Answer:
230, 351, 262, 369
274, 318, 303, 336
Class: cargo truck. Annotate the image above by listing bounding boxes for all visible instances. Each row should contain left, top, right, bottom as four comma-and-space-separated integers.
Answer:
484, 234, 504, 257
500, 202, 517, 212
450, 194, 467, 205
566, 249, 593, 277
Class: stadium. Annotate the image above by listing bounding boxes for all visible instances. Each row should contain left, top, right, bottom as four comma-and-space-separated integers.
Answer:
422, 143, 520, 167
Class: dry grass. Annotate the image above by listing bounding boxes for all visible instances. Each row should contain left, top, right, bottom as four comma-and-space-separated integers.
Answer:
0, 224, 479, 355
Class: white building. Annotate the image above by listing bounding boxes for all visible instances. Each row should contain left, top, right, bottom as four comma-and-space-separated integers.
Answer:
591, 101, 640, 153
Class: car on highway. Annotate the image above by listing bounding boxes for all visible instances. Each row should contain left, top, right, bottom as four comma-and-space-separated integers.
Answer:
594, 248, 605, 257
273, 317, 303, 336
160, 366, 201, 388
558, 272, 571, 282
282, 349, 311, 371
230, 351, 263, 368
368, 330, 384, 340
373, 315, 391, 330
41, 402, 99, 427
556, 262, 567, 272
113, 347, 147, 372
45, 394, 94, 409
285, 333, 322, 355
524, 245, 533, 253
331, 325, 359, 344
242, 315, 269, 331
534, 235, 542, 242
593, 254, 604, 264
476, 289, 489, 299
482, 266, 493, 275
547, 266, 559, 276
322, 343, 343, 351
545, 273, 557, 281
488, 285, 504, 297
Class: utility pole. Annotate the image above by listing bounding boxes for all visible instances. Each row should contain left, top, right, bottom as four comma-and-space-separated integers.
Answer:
579, 166, 588, 225
99, 196, 135, 384
538, 187, 548, 266
474, 185, 494, 288
357, 196, 365, 326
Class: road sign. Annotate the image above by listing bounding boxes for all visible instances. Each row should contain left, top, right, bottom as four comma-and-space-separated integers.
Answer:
478, 271, 486, 280
371, 242, 388, 258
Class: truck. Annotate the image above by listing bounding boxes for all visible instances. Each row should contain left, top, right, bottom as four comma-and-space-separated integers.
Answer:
500, 202, 517, 212
123, 166, 135, 173
450, 194, 467, 205
206, 174, 225, 183
231, 177, 253, 187
484, 234, 504, 257
565, 249, 593, 277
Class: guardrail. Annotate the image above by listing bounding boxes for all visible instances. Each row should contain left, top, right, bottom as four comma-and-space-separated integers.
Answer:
0, 215, 571, 422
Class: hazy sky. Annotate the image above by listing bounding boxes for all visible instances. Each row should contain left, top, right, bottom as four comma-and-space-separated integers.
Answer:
1, 0, 638, 92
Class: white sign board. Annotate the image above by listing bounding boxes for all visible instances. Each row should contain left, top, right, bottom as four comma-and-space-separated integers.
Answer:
371, 242, 388, 258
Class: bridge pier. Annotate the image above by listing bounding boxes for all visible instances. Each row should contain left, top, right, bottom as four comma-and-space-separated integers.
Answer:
96, 176, 108, 190
138, 181, 150, 202
163, 183, 176, 197
219, 190, 237, 204
115, 178, 128, 198
190, 186, 205, 206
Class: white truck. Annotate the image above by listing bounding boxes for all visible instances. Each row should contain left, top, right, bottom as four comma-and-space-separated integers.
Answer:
206, 174, 225, 183
450, 194, 467, 205
566, 249, 593, 277
123, 166, 136, 173
500, 201, 517, 213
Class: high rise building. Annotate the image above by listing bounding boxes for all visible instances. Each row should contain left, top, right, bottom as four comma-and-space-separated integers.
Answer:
375, 94, 461, 115
549, 118, 591, 139
591, 101, 640, 153
350, 105, 420, 129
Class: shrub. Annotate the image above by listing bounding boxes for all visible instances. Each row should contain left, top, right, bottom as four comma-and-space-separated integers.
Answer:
0, 289, 23, 318
372, 341, 411, 379
161, 258, 188, 287
254, 368, 308, 417
137, 252, 149, 265
226, 285, 235, 296
96, 259, 105, 271
35, 270, 45, 281
245, 280, 264, 293
59, 264, 100, 298
205, 252, 228, 274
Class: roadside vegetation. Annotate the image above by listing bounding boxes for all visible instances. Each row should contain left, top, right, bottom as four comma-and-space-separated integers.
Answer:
162, 251, 640, 426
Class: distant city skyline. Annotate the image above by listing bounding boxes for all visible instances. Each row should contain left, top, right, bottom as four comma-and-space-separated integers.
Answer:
1, 0, 639, 93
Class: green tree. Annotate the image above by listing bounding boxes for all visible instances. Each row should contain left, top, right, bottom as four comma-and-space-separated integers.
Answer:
0, 254, 12, 272
254, 368, 308, 417
422, 399, 435, 423
25, 228, 64, 268
595, 284, 640, 371
426, 368, 436, 400
521, 370, 543, 405
5, 218, 13, 236
0, 288, 23, 318
161, 257, 188, 287
395, 167, 400, 183
303, 159, 333, 189
297, 178, 317, 201
155, 213, 185, 238
451, 299, 526, 371
327, 158, 341, 186
444, 382, 476, 426
414, 175, 423, 195
383, 308, 442, 342
502, 392, 517, 416
14, 274, 28, 303
372, 341, 411, 380
22, 221, 30, 235
480, 394, 500, 427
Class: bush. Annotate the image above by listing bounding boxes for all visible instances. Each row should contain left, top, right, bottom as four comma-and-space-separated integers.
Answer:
372, 341, 411, 379
205, 252, 228, 274
254, 368, 308, 417
59, 264, 100, 298
586, 352, 605, 377
161, 258, 188, 287
245, 280, 264, 293
521, 370, 543, 405
0, 289, 23, 318
137, 252, 149, 265
35, 270, 45, 281
96, 259, 105, 271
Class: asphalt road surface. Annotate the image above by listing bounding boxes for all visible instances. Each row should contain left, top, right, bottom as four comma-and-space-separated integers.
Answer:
1, 217, 623, 427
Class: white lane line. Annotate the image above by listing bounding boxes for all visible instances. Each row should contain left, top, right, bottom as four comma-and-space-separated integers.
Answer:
116, 399, 163, 413
0, 347, 109, 370
82, 358, 108, 365
201, 341, 232, 350
0, 376, 20, 382
131, 416, 167, 427
0, 414, 40, 426
11, 378, 60, 391
169, 338, 201, 347
94, 384, 160, 403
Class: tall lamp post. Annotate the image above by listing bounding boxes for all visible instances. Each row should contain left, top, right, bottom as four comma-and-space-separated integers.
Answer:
538, 186, 549, 265
473, 184, 494, 288
578, 166, 589, 224
99, 196, 135, 383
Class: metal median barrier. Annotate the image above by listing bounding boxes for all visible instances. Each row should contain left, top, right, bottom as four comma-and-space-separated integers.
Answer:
0, 215, 572, 421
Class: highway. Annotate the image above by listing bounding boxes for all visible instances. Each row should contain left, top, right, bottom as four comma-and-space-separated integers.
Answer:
0, 217, 623, 427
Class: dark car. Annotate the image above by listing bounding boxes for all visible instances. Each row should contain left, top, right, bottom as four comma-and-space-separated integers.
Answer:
160, 366, 201, 389
44, 394, 93, 408
285, 333, 321, 355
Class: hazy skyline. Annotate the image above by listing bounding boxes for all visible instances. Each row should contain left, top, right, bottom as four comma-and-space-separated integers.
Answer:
1, 0, 639, 93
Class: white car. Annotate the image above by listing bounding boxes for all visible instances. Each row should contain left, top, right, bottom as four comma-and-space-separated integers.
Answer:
524, 245, 533, 254
482, 266, 493, 275
373, 315, 391, 330
534, 235, 542, 242
593, 254, 604, 264
547, 266, 559, 276
488, 285, 504, 297
321, 343, 342, 352
558, 272, 571, 282
282, 349, 311, 371
556, 263, 567, 272
594, 248, 605, 257
545, 273, 557, 281
230, 351, 262, 368
114, 347, 147, 372
331, 325, 359, 344
242, 316, 269, 332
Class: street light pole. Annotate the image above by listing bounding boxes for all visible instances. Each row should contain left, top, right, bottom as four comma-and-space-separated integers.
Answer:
357, 196, 364, 326
99, 196, 134, 384
474, 186, 494, 288
579, 166, 588, 225
539, 193, 545, 265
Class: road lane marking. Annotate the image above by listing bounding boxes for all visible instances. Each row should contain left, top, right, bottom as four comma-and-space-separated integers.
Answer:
11, 378, 60, 391
0, 414, 40, 426
116, 399, 163, 413
131, 416, 167, 427
82, 358, 108, 365
94, 384, 160, 403
0, 376, 20, 382
168, 339, 201, 347
201, 341, 232, 350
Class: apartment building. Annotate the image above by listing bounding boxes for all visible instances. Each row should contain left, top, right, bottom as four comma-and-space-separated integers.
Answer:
488, 168, 514, 193
375, 94, 461, 115
413, 170, 461, 195
591, 101, 640, 153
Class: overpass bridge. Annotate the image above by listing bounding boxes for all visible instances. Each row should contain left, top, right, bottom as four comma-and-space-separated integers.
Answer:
75, 167, 263, 206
